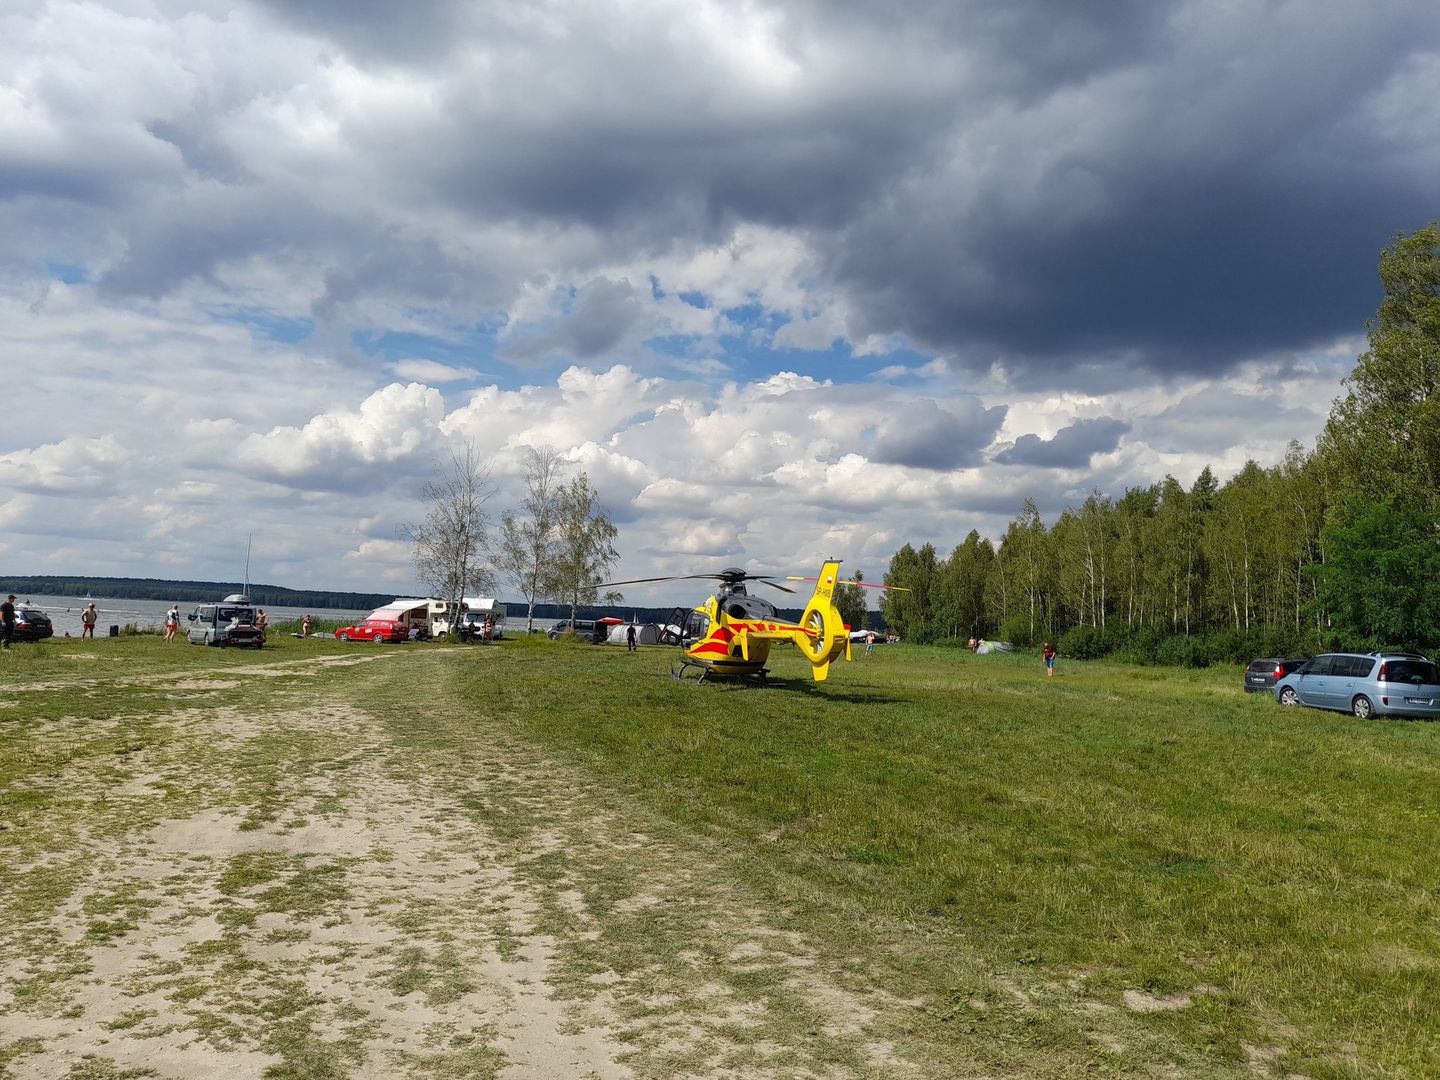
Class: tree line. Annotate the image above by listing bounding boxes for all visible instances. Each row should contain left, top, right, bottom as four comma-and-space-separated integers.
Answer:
880, 223, 1440, 665
0, 576, 394, 610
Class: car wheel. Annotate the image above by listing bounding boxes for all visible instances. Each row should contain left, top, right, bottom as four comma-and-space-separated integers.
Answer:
1278, 687, 1298, 706
1352, 695, 1374, 719
338, 632, 350, 642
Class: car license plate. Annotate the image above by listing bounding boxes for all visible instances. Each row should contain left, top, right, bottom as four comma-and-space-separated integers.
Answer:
1405, 697, 1433, 705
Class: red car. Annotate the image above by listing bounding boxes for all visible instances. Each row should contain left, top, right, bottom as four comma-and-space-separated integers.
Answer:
335, 618, 409, 643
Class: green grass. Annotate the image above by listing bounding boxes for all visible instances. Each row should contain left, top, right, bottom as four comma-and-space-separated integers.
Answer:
3, 633, 1438, 1076
406, 640, 1440, 1077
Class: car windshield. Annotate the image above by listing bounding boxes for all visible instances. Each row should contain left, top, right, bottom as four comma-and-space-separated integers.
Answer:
1384, 660, 1440, 685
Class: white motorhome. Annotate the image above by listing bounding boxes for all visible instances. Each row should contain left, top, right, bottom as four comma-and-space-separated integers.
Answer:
430, 597, 507, 639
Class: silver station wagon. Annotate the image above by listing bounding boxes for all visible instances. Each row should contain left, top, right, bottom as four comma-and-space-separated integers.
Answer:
1274, 653, 1440, 719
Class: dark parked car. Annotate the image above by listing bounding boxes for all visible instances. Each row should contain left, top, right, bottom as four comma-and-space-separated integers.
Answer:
1274, 653, 1440, 719
12, 604, 53, 642
1243, 657, 1308, 694
548, 619, 601, 642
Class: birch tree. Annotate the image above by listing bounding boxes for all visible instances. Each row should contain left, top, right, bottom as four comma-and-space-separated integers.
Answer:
404, 442, 496, 610
493, 447, 569, 632
545, 473, 622, 625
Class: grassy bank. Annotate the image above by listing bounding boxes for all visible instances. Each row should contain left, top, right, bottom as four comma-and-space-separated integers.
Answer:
2, 635, 1436, 1077
433, 639, 1440, 1076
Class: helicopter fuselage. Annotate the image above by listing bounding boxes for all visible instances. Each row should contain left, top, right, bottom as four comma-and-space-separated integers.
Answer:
680, 588, 785, 678
675, 566, 849, 681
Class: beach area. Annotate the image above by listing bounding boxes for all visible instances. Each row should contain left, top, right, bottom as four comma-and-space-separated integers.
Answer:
18, 596, 372, 638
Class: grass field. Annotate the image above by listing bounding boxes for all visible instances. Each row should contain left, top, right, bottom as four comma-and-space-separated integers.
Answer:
1, 635, 1436, 1078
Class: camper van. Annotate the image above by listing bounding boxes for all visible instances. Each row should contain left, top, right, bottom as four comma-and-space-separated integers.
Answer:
187, 594, 265, 648
432, 597, 507, 640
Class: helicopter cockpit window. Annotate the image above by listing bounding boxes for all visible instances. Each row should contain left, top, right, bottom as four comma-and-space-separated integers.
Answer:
683, 610, 710, 642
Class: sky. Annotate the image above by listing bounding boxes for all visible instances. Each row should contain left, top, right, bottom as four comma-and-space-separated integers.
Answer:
2, 0, 1437, 606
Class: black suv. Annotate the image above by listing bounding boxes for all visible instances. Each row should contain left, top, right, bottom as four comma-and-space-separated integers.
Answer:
12, 604, 54, 642
1243, 657, 1308, 694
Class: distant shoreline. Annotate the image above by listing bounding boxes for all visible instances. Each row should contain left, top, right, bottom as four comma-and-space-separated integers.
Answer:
0, 575, 393, 611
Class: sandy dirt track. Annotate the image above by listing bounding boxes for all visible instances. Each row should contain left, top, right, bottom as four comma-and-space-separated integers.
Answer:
0, 655, 917, 1079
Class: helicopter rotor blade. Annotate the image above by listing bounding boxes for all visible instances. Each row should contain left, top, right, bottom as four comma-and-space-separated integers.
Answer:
750, 578, 797, 594
594, 573, 727, 588
785, 576, 911, 591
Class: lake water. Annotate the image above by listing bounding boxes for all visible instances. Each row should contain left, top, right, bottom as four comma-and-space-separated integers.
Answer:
21, 595, 373, 638
20, 595, 566, 638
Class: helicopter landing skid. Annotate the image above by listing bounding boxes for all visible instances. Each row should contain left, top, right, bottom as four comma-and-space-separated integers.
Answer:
671, 659, 769, 685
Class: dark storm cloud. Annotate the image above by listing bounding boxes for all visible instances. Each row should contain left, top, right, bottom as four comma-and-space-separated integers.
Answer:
994, 417, 1129, 469
823, 3, 1440, 376
10, 0, 1436, 391
297, 0, 1433, 380
870, 398, 1007, 470
501, 277, 646, 364
252, 0, 466, 61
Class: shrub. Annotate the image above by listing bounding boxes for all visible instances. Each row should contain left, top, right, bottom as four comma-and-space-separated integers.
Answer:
1153, 635, 1202, 667
1056, 625, 1111, 660
998, 615, 1036, 648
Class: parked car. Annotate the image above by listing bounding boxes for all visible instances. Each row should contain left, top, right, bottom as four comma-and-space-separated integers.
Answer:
1243, 656, 1308, 694
12, 604, 53, 642
334, 618, 409, 644
187, 599, 264, 648
1274, 653, 1440, 719
548, 619, 600, 642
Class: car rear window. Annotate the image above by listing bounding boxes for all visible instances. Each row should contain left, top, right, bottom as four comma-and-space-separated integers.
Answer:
1333, 656, 1373, 678
1382, 660, 1440, 685
1246, 660, 1274, 673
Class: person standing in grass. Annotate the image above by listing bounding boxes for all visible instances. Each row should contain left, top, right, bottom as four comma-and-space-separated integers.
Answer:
1, 595, 14, 650
164, 603, 181, 643
81, 602, 98, 639
301, 613, 313, 638
626, 623, 637, 652
1043, 641, 1057, 677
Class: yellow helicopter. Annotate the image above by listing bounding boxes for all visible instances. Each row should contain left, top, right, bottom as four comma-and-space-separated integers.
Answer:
601, 560, 905, 683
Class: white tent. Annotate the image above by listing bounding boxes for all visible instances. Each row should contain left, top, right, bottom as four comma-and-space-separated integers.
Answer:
606, 622, 662, 645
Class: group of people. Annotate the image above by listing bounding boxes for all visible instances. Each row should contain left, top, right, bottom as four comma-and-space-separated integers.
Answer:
458, 614, 497, 642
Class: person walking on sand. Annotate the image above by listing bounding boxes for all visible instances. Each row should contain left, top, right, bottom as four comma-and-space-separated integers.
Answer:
164, 603, 181, 643
1043, 641, 1057, 677
81, 602, 98, 639
1, 595, 15, 650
